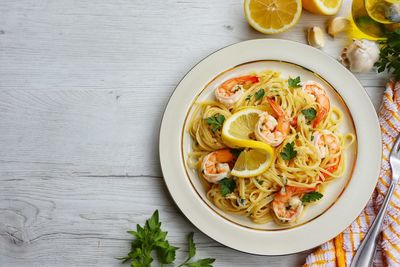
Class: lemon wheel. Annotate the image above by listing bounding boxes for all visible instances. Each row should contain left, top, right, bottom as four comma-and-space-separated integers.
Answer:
244, 0, 302, 34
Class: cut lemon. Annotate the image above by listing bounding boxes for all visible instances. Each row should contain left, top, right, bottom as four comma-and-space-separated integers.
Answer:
231, 148, 273, 177
222, 108, 270, 150
302, 0, 343, 15
222, 108, 274, 177
244, 0, 302, 34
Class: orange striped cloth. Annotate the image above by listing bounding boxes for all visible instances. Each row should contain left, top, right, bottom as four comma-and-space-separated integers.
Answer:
304, 81, 400, 267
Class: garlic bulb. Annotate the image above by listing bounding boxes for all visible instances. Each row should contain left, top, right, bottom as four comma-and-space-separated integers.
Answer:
340, 39, 380, 73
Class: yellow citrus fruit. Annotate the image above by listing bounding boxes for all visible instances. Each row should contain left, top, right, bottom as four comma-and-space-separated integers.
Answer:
244, 0, 302, 34
231, 148, 273, 177
302, 0, 343, 15
222, 108, 274, 176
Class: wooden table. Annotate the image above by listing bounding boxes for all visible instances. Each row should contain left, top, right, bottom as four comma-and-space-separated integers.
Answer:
0, 0, 388, 266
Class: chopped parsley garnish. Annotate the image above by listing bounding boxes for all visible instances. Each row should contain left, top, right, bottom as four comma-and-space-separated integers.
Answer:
256, 179, 264, 185
302, 108, 317, 122
288, 76, 301, 88
245, 94, 252, 101
301, 192, 323, 203
311, 135, 315, 141
205, 114, 225, 133
219, 177, 236, 197
280, 142, 297, 160
254, 89, 265, 101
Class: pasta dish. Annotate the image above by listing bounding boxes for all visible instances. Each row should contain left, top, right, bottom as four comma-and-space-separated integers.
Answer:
187, 70, 354, 225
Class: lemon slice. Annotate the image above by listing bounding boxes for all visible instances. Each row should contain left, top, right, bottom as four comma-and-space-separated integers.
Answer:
231, 148, 273, 177
222, 108, 274, 176
302, 0, 343, 15
244, 0, 302, 34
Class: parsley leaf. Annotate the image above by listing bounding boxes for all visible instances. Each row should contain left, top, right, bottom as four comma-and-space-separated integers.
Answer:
205, 114, 225, 133
301, 108, 317, 122
245, 94, 252, 101
255, 89, 265, 101
375, 29, 400, 80
219, 177, 236, 197
121, 210, 177, 267
177, 232, 216, 267
288, 76, 301, 88
186, 258, 216, 267
311, 135, 314, 141
302, 192, 323, 203
120, 211, 216, 267
280, 142, 297, 160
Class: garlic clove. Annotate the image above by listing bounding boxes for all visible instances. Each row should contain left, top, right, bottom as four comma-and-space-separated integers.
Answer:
327, 17, 350, 37
307, 26, 325, 49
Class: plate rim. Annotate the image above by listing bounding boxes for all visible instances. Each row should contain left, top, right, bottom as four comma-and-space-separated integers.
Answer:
159, 39, 382, 255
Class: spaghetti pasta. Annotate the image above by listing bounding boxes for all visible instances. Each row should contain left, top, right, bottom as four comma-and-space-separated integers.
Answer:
187, 70, 354, 225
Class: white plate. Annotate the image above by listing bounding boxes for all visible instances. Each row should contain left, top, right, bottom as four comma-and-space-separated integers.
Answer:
159, 39, 381, 255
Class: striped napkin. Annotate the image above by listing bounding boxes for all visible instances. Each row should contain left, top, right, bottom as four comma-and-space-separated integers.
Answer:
304, 81, 400, 267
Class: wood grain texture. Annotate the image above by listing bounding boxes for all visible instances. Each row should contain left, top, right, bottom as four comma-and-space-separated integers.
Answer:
0, 0, 387, 266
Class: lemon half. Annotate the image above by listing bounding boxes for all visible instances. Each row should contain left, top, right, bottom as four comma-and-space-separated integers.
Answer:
244, 0, 302, 34
302, 0, 343, 15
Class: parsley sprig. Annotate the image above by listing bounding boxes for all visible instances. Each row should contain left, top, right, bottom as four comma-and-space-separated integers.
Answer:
119, 211, 215, 267
301, 108, 317, 123
280, 142, 297, 160
219, 177, 236, 197
205, 114, 225, 133
301, 192, 323, 203
375, 29, 400, 80
255, 89, 265, 101
288, 76, 301, 88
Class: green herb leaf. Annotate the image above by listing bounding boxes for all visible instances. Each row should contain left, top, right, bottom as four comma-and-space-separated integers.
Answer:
121, 211, 215, 267
186, 258, 216, 267
288, 76, 301, 88
375, 29, 400, 80
256, 179, 264, 185
188, 232, 196, 259
205, 114, 225, 133
311, 135, 314, 141
302, 192, 323, 203
255, 89, 265, 101
280, 142, 297, 160
219, 177, 236, 197
245, 94, 252, 101
301, 108, 317, 122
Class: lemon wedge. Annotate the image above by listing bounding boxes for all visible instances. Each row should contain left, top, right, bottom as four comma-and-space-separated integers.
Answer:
222, 108, 274, 177
244, 0, 302, 34
302, 0, 343, 15
231, 148, 273, 177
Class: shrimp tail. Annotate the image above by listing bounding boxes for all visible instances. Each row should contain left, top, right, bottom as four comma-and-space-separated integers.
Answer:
312, 107, 328, 127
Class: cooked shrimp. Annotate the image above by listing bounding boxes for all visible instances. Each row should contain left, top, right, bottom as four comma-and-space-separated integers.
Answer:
302, 81, 330, 127
215, 75, 259, 108
272, 186, 315, 223
201, 149, 235, 183
255, 98, 290, 147
312, 130, 340, 159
